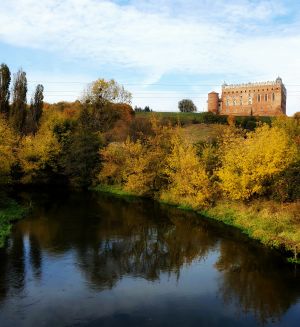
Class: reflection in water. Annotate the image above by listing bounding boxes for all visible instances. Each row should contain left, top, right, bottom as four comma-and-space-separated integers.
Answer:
0, 192, 299, 326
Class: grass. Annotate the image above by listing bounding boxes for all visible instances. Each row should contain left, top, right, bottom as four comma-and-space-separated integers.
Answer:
200, 200, 300, 262
135, 111, 273, 126
182, 124, 228, 144
0, 199, 27, 248
93, 184, 138, 198
135, 111, 228, 125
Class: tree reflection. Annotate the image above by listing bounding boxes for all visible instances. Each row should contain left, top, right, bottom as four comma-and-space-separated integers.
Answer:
215, 239, 300, 324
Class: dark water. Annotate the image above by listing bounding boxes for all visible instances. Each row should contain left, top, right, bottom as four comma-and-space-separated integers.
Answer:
0, 192, 299, 327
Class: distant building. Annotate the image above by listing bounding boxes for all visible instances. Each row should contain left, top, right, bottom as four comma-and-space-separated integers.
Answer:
207, 77, 286, 116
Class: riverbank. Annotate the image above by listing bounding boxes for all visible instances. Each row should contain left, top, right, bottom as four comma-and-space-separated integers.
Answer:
94, 185, 300, 263
0, 199, 27, 248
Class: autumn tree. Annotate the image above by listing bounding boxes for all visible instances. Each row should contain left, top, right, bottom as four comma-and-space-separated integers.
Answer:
83, 78, 132, 105
0, 63, 11, 117
18, 116, 61, 184
160, 131, 212, 209
0, 116, 16, 184
10, 69, 27, 133
217, 125, 298, 200
99, 118, 173, 196
178, 99, 197, 112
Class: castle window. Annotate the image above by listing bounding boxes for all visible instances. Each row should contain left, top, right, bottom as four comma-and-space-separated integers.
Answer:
265, 94, 268, 101
248, 96, 252, 105
240, 95, 243, 105
257, 94, 261, 102
272, 93, 275, 101
233, 97, 236, 106
226, 97, 229, 106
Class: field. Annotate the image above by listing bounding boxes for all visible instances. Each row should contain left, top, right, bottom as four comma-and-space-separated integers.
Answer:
135, 111, 273, 127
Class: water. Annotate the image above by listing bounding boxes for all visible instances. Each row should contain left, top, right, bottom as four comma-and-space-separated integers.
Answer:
0, 191, 299, 326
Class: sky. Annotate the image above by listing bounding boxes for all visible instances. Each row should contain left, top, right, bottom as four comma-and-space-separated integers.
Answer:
0, 0, 300, 115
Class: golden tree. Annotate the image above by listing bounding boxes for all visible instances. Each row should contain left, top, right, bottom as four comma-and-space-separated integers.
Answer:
217, 124, 298, 200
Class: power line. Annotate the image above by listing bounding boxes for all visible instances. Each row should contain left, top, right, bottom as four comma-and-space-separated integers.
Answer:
27, 81, 300, 87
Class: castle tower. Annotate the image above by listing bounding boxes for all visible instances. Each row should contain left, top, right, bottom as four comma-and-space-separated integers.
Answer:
207, 91, 219, 114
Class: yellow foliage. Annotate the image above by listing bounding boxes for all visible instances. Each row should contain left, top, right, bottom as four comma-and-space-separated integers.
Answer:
99, 119, 173, 196
217, 124, 298, 200
160, 132, 212, 209
0, 116, 16, 184
99, 142, 127, 185
18, 120, 61, 183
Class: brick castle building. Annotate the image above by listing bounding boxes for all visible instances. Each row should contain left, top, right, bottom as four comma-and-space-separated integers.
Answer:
207, 77, 286, 116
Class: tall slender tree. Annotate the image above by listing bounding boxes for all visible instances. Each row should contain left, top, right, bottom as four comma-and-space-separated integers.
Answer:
10, 69, 27, 133
0, 63, 11, 117
26, 84, 44, 134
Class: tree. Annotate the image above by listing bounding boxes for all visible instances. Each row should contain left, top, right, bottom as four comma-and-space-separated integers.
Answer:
26, 84, 44, 134
160, 132, 212, 209
83, 78, 132, 105
99, 118, 173, 196
18, 119, 61, 184
57, 108, 103, 188
217, 125, 298, 200
10, 69, 27, 133
0, 63, 11, 117
0, 116, 16, 184
178, 99, 197, 112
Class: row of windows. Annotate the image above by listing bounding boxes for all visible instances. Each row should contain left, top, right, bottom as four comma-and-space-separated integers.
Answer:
257, 93, 275, 102
222, 107, 274, 113
225, 93, 275, 106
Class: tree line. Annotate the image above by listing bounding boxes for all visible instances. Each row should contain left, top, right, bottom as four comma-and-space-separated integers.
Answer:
0, 64, 44, 135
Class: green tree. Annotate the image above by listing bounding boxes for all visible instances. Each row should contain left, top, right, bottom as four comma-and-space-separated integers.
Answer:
60, 109, 103, 188
178, 99, 197, 112
26, 84, 44, 134
10, 69, 27, 133
0, 63, 11, 117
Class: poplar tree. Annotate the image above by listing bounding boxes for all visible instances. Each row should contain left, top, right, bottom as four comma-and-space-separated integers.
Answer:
27, 84, 44, 134
0, 63, 11, 117
10, 69, 27, 133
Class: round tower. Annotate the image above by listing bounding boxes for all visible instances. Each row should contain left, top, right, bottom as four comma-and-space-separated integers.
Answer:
207, 91, 219, 114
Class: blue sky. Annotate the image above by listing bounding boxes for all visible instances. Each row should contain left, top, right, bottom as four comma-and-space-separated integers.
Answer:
0, 0, 300, 115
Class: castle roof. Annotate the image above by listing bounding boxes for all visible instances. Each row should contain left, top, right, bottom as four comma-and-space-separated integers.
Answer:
222, 78, 284, 90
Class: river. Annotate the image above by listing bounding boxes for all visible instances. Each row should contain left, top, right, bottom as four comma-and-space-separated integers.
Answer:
0, 191, 299, 326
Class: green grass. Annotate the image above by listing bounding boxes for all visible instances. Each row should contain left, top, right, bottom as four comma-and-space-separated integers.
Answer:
0, 199, 27, 247
135, 111, 273, 126
200, 200, 300, 263
135, 111, 228, 125
93, 184, 138, 198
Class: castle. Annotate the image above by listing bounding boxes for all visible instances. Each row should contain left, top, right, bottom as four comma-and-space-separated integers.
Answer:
207, 77, 286, 116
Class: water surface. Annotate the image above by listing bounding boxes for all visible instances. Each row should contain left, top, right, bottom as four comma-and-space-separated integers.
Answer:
0, 192, 299, 326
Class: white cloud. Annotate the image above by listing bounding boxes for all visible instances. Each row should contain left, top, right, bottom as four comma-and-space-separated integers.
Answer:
0, 0, 299, 114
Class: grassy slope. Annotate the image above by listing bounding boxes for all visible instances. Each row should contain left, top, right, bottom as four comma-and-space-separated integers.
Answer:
201, 201, 300, 263
0, 200, 27, 247
181, 124, 227, 144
